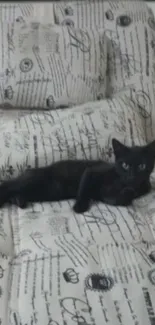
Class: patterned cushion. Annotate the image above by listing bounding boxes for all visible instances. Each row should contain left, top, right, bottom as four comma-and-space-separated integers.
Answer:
1, 23, 107, 109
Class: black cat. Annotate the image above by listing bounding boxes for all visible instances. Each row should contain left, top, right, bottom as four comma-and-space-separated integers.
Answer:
0, 138, 154, 213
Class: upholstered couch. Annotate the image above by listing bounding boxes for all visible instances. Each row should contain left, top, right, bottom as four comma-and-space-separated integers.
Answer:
0, 2, 155, 324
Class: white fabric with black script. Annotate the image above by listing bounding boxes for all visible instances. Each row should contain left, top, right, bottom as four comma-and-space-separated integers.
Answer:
0, 1, 155, 325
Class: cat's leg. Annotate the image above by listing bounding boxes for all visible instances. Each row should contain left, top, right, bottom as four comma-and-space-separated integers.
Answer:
0, 181, 14, 207
102, 188, 134, 207
10, 196, 28, 209
73, 168, 97, 213
0, 170, 36, 208
114, 181, 151, 206
134, 180, 151, 199
115, 187, 135, 206
0, 181, 27, 208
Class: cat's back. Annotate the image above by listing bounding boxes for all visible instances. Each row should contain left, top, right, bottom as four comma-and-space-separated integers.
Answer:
51, 159, 109, 180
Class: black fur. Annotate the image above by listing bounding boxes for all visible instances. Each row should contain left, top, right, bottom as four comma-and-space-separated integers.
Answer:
0, 138, 154, 213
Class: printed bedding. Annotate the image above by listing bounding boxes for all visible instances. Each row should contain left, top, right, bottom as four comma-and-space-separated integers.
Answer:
0, 1, 155, 325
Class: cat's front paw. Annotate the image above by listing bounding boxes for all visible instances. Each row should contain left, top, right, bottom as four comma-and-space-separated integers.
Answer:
121, 187, 135, 206
73, 201, 89, 214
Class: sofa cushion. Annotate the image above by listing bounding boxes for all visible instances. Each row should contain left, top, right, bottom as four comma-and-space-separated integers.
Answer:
0, 23, 107, 109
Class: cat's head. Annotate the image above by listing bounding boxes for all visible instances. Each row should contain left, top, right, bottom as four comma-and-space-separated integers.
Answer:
112, 138, 155, 184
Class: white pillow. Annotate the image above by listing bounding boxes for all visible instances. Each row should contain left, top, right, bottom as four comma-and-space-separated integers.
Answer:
2, 23, 107, 109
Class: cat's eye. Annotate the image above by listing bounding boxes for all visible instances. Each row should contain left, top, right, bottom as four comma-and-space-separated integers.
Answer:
138, 163, 146, 171
122, 162, 130, 170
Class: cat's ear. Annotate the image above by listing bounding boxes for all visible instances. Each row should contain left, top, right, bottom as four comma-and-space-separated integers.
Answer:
146, 140, 155, 155
112, 138, 128, 157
